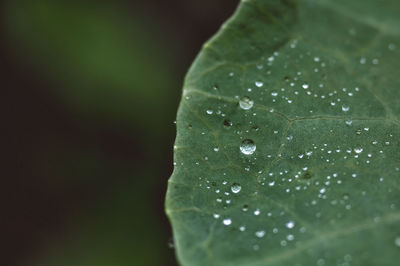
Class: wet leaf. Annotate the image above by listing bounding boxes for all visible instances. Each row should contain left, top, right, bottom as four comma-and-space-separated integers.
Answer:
166, 0, 400, 265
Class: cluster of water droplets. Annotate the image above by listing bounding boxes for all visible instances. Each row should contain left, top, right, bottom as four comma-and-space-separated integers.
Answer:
175, 31, 400, 259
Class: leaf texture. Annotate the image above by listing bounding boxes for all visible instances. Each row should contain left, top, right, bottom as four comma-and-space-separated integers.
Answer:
166, 0, 400, 265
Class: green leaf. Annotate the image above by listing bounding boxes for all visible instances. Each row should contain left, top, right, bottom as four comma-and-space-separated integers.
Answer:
166, 0, 400, 265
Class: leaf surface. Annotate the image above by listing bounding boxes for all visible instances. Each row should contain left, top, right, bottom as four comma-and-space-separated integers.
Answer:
166, 0, 400, 265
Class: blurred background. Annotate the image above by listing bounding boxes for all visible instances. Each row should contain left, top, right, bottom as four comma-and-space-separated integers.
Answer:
2, 0, 238, 265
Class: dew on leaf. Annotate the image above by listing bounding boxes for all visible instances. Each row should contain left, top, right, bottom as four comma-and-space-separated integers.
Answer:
255, 230, 266, 238
395, 237, 400, 247
223, 219, 232, 226
240, 139, 256, 155
345, 120, 353, 126
239, 96, 254, 110
286, 221, 295, 229
255, 81, 264, 87
223, 119, 232, 128
231, 183, 242, 194
167, 1, 400, 263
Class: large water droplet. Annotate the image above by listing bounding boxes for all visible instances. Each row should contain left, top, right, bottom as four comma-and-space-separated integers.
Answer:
239, 96, 254, 110
223, 218, 232, 226
354, 147, 363, 154
240, 139, 256, 155
231, 183, 242, 194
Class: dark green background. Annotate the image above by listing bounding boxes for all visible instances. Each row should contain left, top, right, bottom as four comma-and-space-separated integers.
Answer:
2, 1, 237, 265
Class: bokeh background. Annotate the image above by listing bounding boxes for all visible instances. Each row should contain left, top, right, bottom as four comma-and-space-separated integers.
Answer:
2, 1, 238, 265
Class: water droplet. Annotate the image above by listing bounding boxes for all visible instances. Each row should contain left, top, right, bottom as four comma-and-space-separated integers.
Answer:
302, 84, 309, 89
286, 221, 295, 229
255, 81, 264, 87
395, 236, 400, 247
255, 230, 266, 238
240, 139, 256, 155
389, 43, 396, 51
239, 96, 254, 110
254, 209, 261, 216
231, 183, 242, 194
223, 119, 232, 128
342, 105, 350, 112
345, 120, 353, 126
223, 218, 232, 226
354, 147, 363, 154
206, 109, 213, 115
